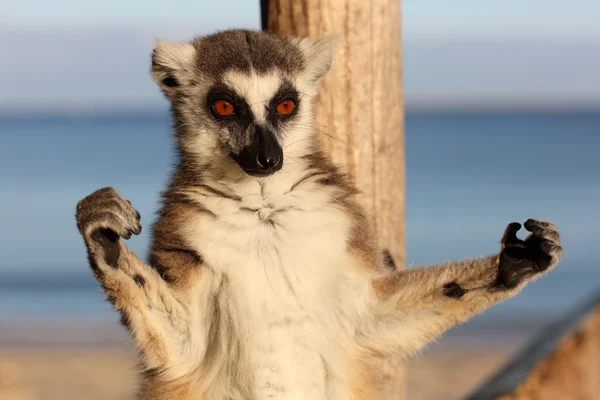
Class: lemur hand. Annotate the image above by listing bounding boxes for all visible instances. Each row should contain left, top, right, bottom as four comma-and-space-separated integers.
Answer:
495, 219, 562, 289
75, 187, 142, 267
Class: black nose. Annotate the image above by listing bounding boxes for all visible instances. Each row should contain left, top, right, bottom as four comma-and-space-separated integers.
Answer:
257, 153, 281, 170
231, 125, 284, 177
254, 126, 283, 173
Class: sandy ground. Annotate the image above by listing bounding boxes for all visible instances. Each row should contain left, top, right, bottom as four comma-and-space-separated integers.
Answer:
0, 318, 535, 400
0, 344, 516, 400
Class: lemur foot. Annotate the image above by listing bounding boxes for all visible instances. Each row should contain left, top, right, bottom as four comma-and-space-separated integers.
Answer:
495, 219, 562, 289
75, 187, 142, 267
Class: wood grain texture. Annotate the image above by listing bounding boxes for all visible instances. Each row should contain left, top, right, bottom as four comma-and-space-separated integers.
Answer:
467, 291, 600, 400
499, 307, 600, 400
266, 0, 406, 268
265, 1, 406, 398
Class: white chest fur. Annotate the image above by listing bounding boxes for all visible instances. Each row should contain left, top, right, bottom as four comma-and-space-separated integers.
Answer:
182, 177, 368, 399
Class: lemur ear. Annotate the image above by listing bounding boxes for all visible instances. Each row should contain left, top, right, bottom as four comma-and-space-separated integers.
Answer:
296, 35, 338, 83
151, 39, 197, 91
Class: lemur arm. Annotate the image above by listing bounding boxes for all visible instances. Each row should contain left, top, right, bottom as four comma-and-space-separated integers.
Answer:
359, 220, 562, 357
75, 187, 198, 372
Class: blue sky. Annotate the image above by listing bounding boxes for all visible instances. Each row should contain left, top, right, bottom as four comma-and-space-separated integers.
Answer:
4, 0, 600, 38
1, 0, 599, 110
404, 0, 600, 39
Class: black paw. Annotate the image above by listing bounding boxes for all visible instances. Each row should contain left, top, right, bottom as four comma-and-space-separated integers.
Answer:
76, 187, 142, 267
495, 219, 562, 289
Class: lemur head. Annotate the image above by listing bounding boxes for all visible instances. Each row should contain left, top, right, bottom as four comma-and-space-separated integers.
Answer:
151, 29, 334, 178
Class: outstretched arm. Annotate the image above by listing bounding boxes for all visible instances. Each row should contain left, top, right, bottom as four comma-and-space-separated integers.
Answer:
75, 187, 199, 375
359, 219, 562, 357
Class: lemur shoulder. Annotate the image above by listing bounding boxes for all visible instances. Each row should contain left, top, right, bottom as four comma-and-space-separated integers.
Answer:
75, 29, 563, 400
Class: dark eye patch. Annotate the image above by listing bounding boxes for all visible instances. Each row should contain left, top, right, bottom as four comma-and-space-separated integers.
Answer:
206, 84, 253, 122
267, 80, 300, 125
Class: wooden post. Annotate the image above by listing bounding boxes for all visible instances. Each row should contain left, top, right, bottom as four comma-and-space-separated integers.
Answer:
262, 0, 406, 397
262, 0, 406, 271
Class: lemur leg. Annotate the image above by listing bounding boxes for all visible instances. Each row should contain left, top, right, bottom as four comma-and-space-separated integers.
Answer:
363, 219, 562, 357
75, 187, 192, 371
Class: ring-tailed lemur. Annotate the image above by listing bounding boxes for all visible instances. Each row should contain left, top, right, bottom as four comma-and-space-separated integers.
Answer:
75, 29, 562, 400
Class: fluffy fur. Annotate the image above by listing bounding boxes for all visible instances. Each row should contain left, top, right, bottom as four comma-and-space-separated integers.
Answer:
75, 29, 563, 399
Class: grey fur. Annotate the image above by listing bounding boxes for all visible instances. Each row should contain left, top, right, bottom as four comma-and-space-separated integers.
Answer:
193, 29, 305, 77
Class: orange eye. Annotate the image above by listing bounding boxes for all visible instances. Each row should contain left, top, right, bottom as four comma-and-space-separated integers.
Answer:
212, 99, 235, 117
276, 99, 296, 116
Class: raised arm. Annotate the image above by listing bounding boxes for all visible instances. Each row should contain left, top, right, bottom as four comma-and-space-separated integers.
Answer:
358, 219, 562, 357
75, 187, 201, 376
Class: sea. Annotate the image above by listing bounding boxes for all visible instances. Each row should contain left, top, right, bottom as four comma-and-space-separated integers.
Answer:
1, 108, 599, 344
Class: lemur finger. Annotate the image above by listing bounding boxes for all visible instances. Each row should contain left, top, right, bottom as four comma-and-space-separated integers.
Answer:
524, 219, 560, 243
122, 199, 142, 228
541, 240, 562, 255
530, 239, 558, 271
84, 212, 132, 240
77, 199, 122, 233
78, 187, 120, 208
125, 199, 140, 219
115, 197, 141, 230
123, 209, 142, 236
525, 218, 554, 229
76, 188, 141, 238
80, 199, 131, 228
77, 194, 125, 218
109, 200, 141, 236
539, 239, 563, 259
91, 196, 140, 233
113, 200, 142, 235
501, 222, 524, 246
79, 188, 131, 218
131, 224, 142, 236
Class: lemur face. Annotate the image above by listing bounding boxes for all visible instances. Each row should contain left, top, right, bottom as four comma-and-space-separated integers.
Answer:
150, 29, 334, 178
201, 73, 299, 177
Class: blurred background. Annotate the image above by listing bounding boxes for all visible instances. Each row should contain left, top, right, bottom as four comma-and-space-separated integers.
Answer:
1, 1, 599, 399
